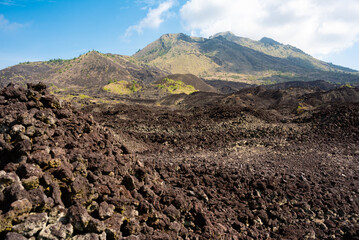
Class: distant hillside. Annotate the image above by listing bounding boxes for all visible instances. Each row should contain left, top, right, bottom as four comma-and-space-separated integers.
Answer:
134, 33, 359, 84
134, 33, 219, 76
0, 51, 167, 95
210, 32, 356, 73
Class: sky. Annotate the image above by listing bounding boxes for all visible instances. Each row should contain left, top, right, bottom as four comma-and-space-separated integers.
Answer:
1, 0, 359, 70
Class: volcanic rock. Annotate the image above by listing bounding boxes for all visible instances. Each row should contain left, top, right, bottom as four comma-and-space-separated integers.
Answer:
0, 82, 358, 239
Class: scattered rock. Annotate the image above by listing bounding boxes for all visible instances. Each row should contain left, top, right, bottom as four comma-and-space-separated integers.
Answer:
5, 232, 28, 240
38, 221, 73, 240
21, 176, 39, 190
122, 175, 136, 191
67, 204, 92, 232
12, 212, 48, 237
98, 201, 115, 220
72, 232, 106, 240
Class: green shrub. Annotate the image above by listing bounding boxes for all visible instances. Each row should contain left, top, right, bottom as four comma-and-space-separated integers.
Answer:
156, 78, 197, 94
48, 58, 64, 64
103, 80, 141, 95
130, 80, 138, 92
78, 94, 91, 99
108, 78, 117, 84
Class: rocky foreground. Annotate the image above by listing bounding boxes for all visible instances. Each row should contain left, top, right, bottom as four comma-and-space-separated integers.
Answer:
0, 83, 358, 239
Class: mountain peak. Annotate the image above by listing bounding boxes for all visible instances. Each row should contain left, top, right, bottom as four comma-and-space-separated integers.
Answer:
259, 37, 281, 45
159, 33, 192, 42
78, 50, 103, 59
210, 31, 237, 39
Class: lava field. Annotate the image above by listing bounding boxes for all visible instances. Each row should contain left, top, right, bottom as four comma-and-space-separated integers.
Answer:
0, 83, 358, 239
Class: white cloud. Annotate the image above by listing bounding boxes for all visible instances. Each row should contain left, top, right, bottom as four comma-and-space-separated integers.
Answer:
0, 14, 28, 31
0, 0, 17, 6
0, 1, 55, 7
180, 0, 359, 57
126, 0, 175, 36
135, 0, 158, 8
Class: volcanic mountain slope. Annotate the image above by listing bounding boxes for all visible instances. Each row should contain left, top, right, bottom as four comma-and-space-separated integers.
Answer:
0, 51, 167, 95
133, 33, 359, 84
211, 32, 356, 72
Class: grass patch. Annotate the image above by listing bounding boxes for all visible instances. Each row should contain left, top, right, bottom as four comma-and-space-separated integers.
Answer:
78, 94, 91, 99
57, 94, 76, 101
103, 80, 141, 95
341, 83, 354, 88
296, 103, 309, 115
156, 77, 197, 94
49, 85, 68, 94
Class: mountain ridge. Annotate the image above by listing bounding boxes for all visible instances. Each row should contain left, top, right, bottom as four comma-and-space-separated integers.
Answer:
133, 32, 358, 84
211, 32, 355, 72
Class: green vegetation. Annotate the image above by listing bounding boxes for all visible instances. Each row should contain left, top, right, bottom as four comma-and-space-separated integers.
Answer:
342, 83, 354, 88
46, 57, 78, 65
248, 75, 257, 81
49, 85, 68, 94
57, 94, 76, 101
108, 78, 117, 84
156, 77, 197, 94
130, 80, 139, 92
103, 80, 141, 95
262, 79, 276, 85
48, 58, 66, 64
128, 58, 137, 64
296, 104, 304, 114
78, 94, 91, 99
230, 75, 241, 79
296, 103, 309, 114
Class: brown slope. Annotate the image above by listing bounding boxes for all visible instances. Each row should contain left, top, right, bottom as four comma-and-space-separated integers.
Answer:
157, 84, 359, 120
262, 80, 337, 91
207, 80, 341, 94
0, 51, 168, 95
221, 86, 359, 117
0, 62, 57, 87
302, 86, 359, 106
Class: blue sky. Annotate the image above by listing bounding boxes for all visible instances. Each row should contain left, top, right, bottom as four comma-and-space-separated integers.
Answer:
1, 0, 359, 70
